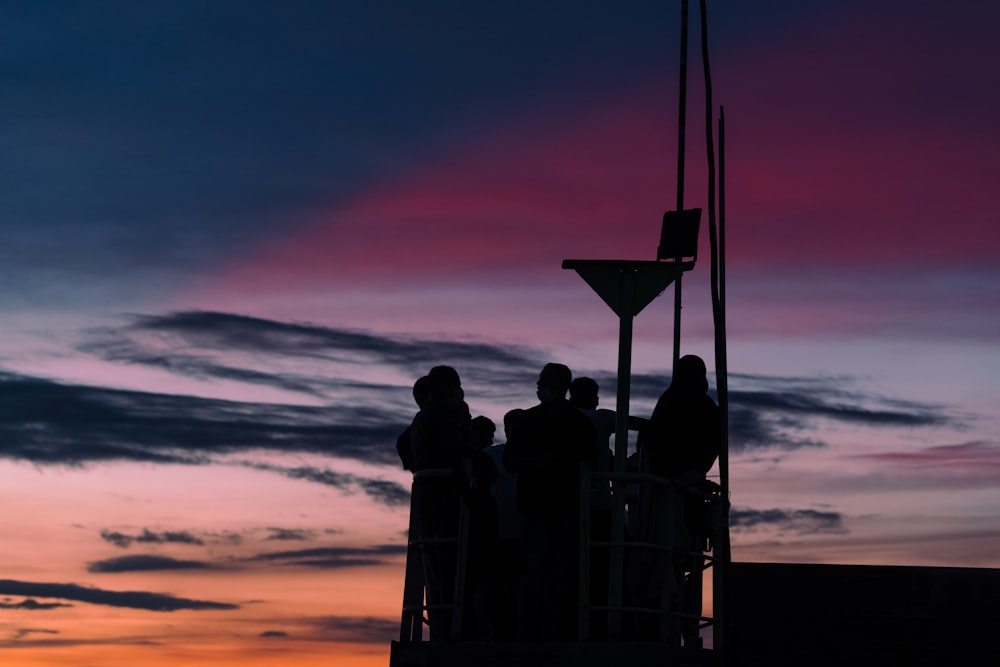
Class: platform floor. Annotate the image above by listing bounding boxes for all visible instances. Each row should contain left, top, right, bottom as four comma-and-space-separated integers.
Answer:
389, 639, 719, 667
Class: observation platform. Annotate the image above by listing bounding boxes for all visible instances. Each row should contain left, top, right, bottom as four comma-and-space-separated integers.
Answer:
390, 639, 719, 667
389, 467, 726, 667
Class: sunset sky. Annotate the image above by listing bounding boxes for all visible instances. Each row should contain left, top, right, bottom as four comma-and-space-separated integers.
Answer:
1, 1, 999, 665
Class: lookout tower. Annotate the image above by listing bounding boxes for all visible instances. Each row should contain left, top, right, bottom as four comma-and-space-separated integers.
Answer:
389, 242, 728, 666
389, 194, 732, 662
390, 2, 731, 664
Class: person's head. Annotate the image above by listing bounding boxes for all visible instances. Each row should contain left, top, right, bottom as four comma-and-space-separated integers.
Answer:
536, 363, 572, 402
503, 408, 525, 441
569, 377, 599, 409
671, 355, 709, 394
412, 376, 430, 408
469, 415, 496, 449
426, 365, 463, 405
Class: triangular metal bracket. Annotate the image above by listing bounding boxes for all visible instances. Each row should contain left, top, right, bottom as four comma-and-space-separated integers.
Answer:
562, 259, 694, 318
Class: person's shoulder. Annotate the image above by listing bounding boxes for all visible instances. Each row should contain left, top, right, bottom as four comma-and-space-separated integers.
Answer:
568, 403, 597, 432
557, 398, 589, 418
650, 388, 675, 414
595, 408, 616, 426
475, 448, 498, 472
520, 402, 547, 423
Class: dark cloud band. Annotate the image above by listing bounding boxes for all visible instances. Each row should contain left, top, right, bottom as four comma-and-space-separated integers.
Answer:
0, 580, 236, 612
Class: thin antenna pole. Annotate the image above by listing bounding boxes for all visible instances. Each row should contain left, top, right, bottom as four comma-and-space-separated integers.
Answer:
699, 0, 731, 660
673, 0, 690, 370
719, 109, 727, 323
676, 0, 689, 211
715, 105, 732, 665
718, 108, 728, 495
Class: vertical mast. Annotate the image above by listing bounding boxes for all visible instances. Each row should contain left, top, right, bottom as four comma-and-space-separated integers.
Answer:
672, 0, 690, 369
698, 0, 731, 658
715, 104, 731, 664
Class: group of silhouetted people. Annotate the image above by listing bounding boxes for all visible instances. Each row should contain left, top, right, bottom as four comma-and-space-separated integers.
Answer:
396, 356, 720, 644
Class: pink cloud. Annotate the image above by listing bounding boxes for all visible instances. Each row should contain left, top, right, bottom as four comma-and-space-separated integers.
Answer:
848, 441, 1000, 488
200, 2, 999, 305
206, 96, 677, 297
736, 527, 1000, 568
721, 3, 1000, 268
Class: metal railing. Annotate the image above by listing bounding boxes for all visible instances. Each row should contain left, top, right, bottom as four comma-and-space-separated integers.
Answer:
397, 464, 724, 644
399, 468, 470, 642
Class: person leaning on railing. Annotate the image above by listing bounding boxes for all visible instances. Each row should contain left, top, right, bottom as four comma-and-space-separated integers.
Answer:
631, 354, 721, 643
407, 365, 474, 639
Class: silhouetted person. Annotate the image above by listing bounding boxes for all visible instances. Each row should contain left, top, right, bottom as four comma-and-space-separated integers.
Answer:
396, 375, 429, 472
504, 363, 596, 641
464, 415, 500, 638
630, 354, 721, 644
410, 366, 471, 471
484, 408, 525, 640
645, 355, 720, 484
408, 365, 473, 639
469, 415, 495, 449
569, 376, 616, 638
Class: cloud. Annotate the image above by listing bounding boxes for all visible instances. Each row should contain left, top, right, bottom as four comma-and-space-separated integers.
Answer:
0, 370, 404, 466
208, 531, 244, 546
0, 367, 415, 508
251, 544, 407, 570
85, 349, 334, 398
265, 528, 315, 542
81, 310, 544, 397
12, 628, 59, 640
0, 580, 237, 612
630, 371, 952, 453
852, 440, 1000, 467
721, 2, 1000, 270
192, 8, 1000, 307
1, 634, 160, 648
847, 440, 1000, 488
100, 528, 204, 549
1, 314, 960, 472
245, 462, 410, 508
727, 406, 826, 451
98, 530, 134, 549
722, 373, 952, 452
0, 598, 72, 610
250, 615, 398, 644
308, 615, 398, 644
356, 477, 412, 508
203, 94, 684, 297
87, 555, 214, 574
135, 528, 204, 546
730, 388, 945, 428
87, 314, 959, 447
730, 507, 847, 535
556, 364, 941, 450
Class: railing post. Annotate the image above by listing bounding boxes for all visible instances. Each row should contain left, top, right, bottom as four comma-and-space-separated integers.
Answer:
399, 480, 426, 642
578, 463, 592, 640
450, 501, 469, 640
